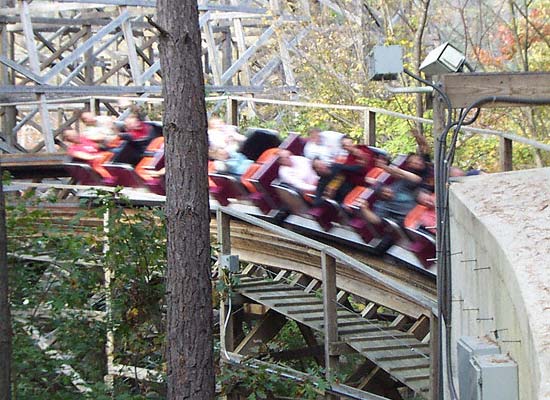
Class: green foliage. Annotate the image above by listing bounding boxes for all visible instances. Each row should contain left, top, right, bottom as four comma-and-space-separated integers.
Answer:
218, 362, 331, 400
7, 192, 168, 398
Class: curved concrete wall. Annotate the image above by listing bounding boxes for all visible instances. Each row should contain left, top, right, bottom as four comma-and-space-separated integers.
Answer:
449, 168, 550, 400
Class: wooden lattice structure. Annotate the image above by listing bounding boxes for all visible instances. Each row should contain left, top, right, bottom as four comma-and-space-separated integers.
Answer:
0, 0, 323, 153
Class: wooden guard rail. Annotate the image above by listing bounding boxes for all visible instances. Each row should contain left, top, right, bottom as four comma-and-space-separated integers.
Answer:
222, 95, 550, 172
216, 206, 438, 398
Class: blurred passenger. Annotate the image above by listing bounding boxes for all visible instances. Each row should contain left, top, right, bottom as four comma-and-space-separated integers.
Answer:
64, 129, 101, 162
79, 111, 117, 148
359, 154, 427, 226
208, 117, 245, 156
303, 128, 331, 161
120, 110, 151, 142
320, 130, 344, 161
277, 150, 318, 194
404, 190, 436, 234
359, 185, 396, 225
63, 129, 113, 180
313, 136, 372, 206
465, 168, 485, 176
212, 148, 253, 176
411, 128, 431, 162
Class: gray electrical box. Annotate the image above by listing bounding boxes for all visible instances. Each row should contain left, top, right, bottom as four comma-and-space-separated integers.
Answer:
470, 354, 518, 400
457, 337, 518, 400
220, 254, 240, 273
457, 336, 500, 400
366, 45, 403, 81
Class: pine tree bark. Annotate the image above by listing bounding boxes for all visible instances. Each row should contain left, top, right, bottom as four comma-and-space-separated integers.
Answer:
0, 165, 12, 400
157, 1, 214, 399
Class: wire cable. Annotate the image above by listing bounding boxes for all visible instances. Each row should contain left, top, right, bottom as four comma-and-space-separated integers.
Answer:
435, 95, 550, 400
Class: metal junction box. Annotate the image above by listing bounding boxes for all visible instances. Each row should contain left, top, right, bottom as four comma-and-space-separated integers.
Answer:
220, 254, 240, 273
457, 336, 518, 400
366, 45, 403, 81
470, 354, 518, 400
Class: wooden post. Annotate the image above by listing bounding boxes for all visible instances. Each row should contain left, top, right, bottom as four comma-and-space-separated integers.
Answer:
429, 309, 439, 400
217, 208, 231, 256
226, 97, 238, 127
217, 208, 236, 356
363, 109, 376, 146
499, 137, 513, 172
83, 22, 94, 86
0, 2, 16, 148
321, 250, 338, 398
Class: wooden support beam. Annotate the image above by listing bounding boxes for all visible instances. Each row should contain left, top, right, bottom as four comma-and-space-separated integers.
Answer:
234, 309, 287, 355
226, 97, 238, 126
0, 84, 162, 96
345, 359, 402, 399
0, 15, 114, 26
0, 0, 16, 147
83, 21, 94, 86
361, 302, 378, 319
321, 251, 339, 384
42, 10, 130, 82
220, 20, 281, 85
270, 0, 295, 92
429, 311, 439, 400
346, 359, 378, 385
389, 314, 409, 330
140, 60, 159, 83
61, 31, 123, 86
20, 1, 55, 151
408, 314, 430, 341
12, 107, 38, 135
20, 1, 40, 73
297, 322, 324, 366
0, 3, 114, 15
230, 5, 251, 86
0, 55, 45, 84
34, 32, 56, 53
499, 137, 513, 172
250, 26, 308, 86
38, 30, 88, 72
270, 344, 324, 361
357, 366, 381, 391
441, 72, 550, 109
363, 109, 376, 146
217, 208, 231, 256
56, 0, 268, 13
304, 278, 320, 293
204, 20, 222, 85
119, 6, 142, 86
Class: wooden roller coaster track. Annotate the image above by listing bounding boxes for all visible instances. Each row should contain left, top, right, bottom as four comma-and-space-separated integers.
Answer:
215, 207, 437, 399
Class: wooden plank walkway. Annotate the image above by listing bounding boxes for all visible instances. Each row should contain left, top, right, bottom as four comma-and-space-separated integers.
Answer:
234, 274, 431, 398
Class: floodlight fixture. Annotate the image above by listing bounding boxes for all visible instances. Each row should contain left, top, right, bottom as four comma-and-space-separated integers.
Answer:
419, 42, 466, 76
366, 45, 403, 81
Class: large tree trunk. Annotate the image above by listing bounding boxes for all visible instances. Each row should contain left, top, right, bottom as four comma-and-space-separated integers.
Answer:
0, 165, 11, 400
157, 1, 215, 399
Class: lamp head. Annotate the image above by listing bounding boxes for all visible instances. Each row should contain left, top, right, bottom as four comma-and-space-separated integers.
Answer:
419, 42, 466, 76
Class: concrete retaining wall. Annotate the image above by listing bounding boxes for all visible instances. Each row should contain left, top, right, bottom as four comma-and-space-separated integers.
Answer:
449, 168, 550, 400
